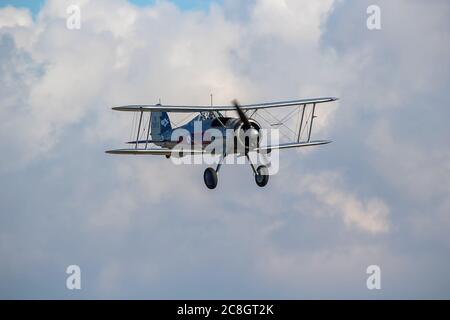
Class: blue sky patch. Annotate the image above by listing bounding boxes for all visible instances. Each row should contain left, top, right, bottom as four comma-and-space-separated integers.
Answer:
0, 0, 221, 15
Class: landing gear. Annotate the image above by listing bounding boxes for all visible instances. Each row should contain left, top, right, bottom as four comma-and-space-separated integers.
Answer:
203, 167, 218, 189
254, 165, 269, 187
247, 154, 269, 188
203, 154, 269, 189
203, 155, 225, 189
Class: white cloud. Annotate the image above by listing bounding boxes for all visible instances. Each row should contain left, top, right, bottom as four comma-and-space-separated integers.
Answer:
249, 0, 334, 43
0, 0, 449, 298
0, 6, 32, 29
299, 172, 390, 234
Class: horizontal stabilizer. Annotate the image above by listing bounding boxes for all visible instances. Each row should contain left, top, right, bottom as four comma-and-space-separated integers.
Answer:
106, 148, 205, 156
126, 140, 165, 144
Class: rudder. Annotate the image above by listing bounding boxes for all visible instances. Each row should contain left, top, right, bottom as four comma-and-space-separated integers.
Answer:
151, 111, 172, 141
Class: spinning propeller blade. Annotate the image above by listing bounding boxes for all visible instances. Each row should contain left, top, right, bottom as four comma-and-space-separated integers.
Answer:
233, 100, 251, 129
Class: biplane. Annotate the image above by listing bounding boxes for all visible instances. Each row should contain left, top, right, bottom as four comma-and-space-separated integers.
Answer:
106, 97, 338, 189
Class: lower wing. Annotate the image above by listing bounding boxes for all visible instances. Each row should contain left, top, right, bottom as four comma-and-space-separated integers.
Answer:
106, 140, 331, 156
257, 140, 331, 152
105, 148, 205, 156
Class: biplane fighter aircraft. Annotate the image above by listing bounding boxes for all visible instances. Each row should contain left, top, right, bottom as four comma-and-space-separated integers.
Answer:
106, 97, 338, 189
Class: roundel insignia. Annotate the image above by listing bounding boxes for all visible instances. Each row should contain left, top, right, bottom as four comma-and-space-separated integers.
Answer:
161, 118, 169, 128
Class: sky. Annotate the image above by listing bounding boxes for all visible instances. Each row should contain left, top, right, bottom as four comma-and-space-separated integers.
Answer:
0, 0, 449, 299
0, 0, 221, 14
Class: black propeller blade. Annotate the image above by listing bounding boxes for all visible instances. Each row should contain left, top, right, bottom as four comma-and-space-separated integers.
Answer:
232, 99, 261, 153
232, 100, 251, 129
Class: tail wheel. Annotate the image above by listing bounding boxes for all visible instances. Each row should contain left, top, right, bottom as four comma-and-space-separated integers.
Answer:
255, 165, 269, 187
204, 167, 218, 189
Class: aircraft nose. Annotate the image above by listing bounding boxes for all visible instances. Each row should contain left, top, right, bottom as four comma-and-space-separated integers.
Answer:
248, 128, 259, 138
247, 128, 260, 147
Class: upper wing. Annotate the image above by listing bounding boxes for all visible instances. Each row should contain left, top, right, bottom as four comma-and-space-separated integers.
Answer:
112, 97, 338, 113
257, 140, 332, 152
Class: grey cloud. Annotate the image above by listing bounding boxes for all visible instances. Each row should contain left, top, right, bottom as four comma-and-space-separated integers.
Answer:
0, 0, 449, 299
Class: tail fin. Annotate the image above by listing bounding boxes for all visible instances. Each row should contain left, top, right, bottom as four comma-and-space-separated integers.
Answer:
151, 111, 172, 141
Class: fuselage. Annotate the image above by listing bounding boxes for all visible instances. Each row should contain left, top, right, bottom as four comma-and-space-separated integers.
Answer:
153, 114, 260, 155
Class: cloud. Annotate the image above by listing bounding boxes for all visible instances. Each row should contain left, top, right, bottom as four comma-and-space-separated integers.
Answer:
249, 0, 334, 43
0, 0, 449, 298
0, 6, 32, 29
299, 172, 390, 234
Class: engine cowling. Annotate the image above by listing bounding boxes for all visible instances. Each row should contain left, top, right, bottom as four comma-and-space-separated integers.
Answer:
226, 118, 261, 154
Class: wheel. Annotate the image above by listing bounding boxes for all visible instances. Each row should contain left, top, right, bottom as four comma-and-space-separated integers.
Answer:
204, 167, 218, 189
255, 165, 269, 187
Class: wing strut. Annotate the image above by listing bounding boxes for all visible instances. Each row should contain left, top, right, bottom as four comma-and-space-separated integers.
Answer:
135, 109, 143, 150
145, 112, 151, 150
307, 103, 316, 142
297, 104, 306, 143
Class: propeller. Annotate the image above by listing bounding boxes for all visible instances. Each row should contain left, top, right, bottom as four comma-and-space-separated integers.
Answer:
232, 100, 252, 129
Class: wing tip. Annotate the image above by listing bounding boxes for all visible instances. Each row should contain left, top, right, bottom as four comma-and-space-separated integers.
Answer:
112, 106, 139, 111
105, 149, 120, 154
